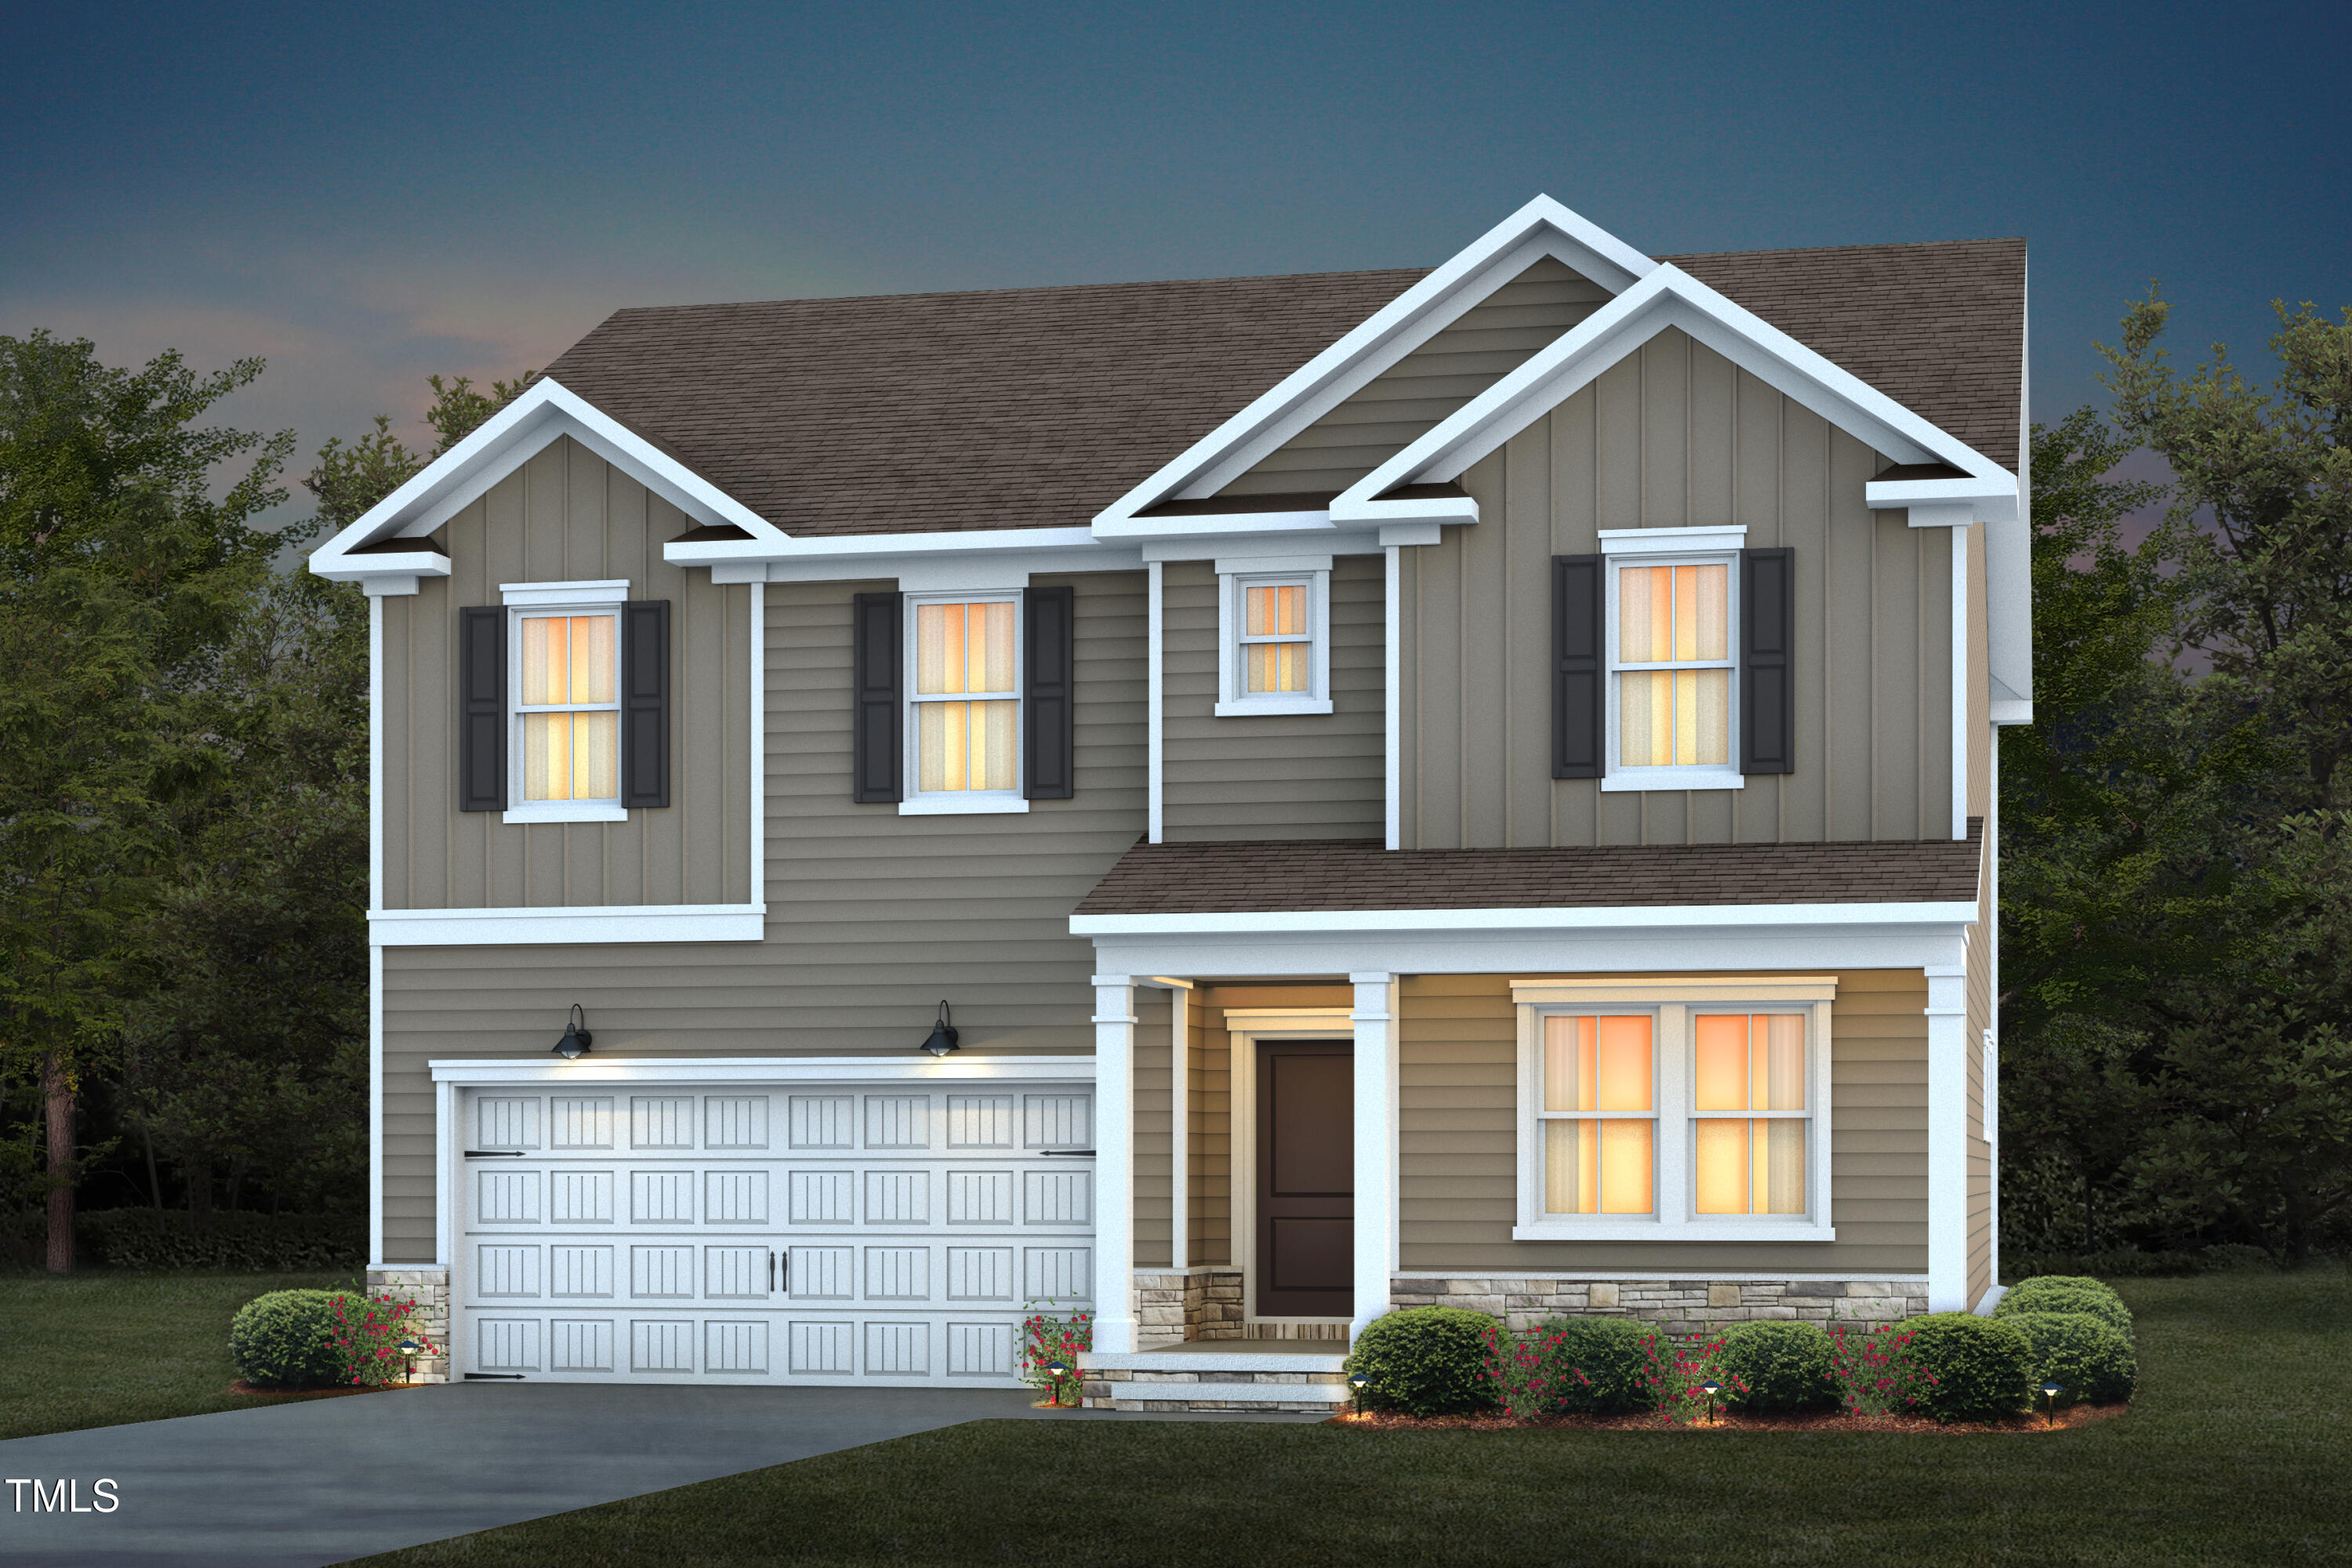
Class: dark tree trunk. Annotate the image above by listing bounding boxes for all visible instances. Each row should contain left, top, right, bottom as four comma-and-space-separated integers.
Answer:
42, 1054, 75, 1274
141, 1121, 164, 1214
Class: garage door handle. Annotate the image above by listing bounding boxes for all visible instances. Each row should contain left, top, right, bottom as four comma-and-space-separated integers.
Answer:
463, 1150, 525, 1158
770, 1250, 779, 1293
1040, 1149, 1097, 1156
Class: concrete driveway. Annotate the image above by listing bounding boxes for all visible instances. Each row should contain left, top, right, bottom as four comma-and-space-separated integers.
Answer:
0, 1382, 1319, 1567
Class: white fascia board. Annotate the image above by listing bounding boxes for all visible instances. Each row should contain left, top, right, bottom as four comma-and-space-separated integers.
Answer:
1989, 248, 2034, 706
430, 1054, 1097, 1085
1336, 265, 2018, 526
310, 380, 782, 586
370, 902, 765, 946
664, 524, 1105, 570
1097, 509, 1338, 543
1071, 900, 1980, 938
1090, 196, 1658, 529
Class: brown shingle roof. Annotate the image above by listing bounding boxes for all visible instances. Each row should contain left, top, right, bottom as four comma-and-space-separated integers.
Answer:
540, 238, 2022, 540
1075, 826, 1983, 917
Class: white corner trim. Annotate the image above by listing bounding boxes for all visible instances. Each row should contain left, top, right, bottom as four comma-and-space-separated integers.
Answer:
502, 803, 630, 825
310, 378, 782, 585
1332, 263, 2016, 527
1385, 543, 1402, 851
1091, 195, 1657, 529
748, 581, 765, 916
370, 902, 767, 946
501, 579, 631, 607
1074, 902, 1980, 938
1510, 975, 1838, 1004
1596, 524, 1748, 554
1147, 561, 1165, 844
896, 796, 1031, 815
1952, 524, 1969, 840
429, 1054, 1096, 1085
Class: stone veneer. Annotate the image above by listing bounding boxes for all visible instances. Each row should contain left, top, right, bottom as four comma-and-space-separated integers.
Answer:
1133, 1269, 1352, 1341
1389, 1276, 1932, 1333
366, 1267, 452, 1383
1080, 1366, 1349, 1413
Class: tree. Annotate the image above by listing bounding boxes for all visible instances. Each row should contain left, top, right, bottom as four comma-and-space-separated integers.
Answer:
0, 333, 289, 1270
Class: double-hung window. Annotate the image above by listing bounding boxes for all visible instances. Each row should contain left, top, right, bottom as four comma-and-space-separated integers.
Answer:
1513, 977, 1835, 1241
497, 580, 633, 823
906, 594, 1023, 808
1602, 535, 1739, 789
1216, 564, 1332, 716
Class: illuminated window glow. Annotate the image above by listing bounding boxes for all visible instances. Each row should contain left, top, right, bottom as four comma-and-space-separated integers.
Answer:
912, 599, 1018, 794
1242, 583, 1310, 693
1614, 561, 1730, 768
1693, 1013, 1808, 1215
516, 614, 619, 802
1538, 1015, 1654, 1215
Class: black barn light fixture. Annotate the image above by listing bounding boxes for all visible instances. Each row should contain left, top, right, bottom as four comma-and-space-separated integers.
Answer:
919, 1000, 960, 1058
553, 1004, 593, 1060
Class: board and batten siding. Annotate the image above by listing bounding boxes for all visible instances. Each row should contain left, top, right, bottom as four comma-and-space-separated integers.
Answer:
1187, 996, 1232, 1268
1160, 554, 1385, 842
1134, 988, 1174, 1269
1220, 257, 1612, 498
1399, 327, 1956, 849
378, 437, 753, 909
373, 570, 1146, 1263
1397, 970, 1929, 1276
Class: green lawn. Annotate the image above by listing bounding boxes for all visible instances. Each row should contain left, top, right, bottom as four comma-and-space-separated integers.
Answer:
0, 1269, 354, 1440
361, 1271, 2352, 1568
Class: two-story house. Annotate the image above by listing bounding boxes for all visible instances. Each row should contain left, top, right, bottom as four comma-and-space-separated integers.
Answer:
312, 197, 2026, 1411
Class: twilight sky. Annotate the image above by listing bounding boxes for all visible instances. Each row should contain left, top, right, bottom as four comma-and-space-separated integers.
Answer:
6, 0, 2347, 522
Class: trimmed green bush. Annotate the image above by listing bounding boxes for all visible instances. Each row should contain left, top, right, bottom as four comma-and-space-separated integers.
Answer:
1997, 1276, 2133, 1340
229, 1289, 360, 1388
1343, 1307, 1497, 1417
2002, 1311, 2137, 1404
1905, 1312, 2033, 1422
1532, 1317, 1650, 1414
1718, 1320, 1838, 1413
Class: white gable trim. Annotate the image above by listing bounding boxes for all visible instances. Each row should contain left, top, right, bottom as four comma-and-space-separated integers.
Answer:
310, 378, 783, 590
1330, 264, 2018, 530
1090, 195, 1659, 535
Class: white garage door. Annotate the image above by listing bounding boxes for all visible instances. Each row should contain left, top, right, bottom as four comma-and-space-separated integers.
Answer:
453, 1080, 1094, 1385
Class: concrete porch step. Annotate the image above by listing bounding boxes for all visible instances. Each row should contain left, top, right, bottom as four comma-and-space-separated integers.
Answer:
1081, 1339, 1354, 1410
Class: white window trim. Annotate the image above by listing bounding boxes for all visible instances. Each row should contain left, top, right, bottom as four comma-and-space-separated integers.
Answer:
900, 588, 1029, 815
1215, 564, 1333, 717
1600, 548, 1744, 793
1510, 976, 1835, 1242
499, 582, 629, 825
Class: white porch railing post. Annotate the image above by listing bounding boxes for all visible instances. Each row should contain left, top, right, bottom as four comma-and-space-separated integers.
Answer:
1350, 971, 1398, 1342
1092, 974, 1139, 1353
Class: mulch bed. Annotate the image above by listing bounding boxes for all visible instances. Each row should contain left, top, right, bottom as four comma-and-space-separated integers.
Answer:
1327, 1403, 2129, 1436
227, 1380, 420, 1399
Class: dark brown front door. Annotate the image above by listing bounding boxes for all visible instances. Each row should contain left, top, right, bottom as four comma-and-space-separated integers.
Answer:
1256, 1041, 1353, 1319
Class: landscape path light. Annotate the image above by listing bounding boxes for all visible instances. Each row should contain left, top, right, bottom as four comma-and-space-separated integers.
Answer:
398, 1338, 419, 1386
1045, 1358, 1071, 1406
2041, 1381, 2065, 1428
1348, 1371, 1370, 1416
1701, 1379, 1722, 1426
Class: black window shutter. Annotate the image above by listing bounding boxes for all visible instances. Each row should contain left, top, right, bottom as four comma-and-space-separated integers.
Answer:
1740, 547, 1795, 775
851, 591, 904, 803
1023, 584, 1076, 800
458, 606, 506, 811
621, 600, 670, 809
1552, 555, 1604, 779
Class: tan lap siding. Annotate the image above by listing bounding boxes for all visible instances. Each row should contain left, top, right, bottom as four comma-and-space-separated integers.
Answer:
1397, 971, 1929, 1276
1402, 328, 1955, 850
381, 437, 752, 909
1160, 554, 1384, 841
1189, 998, 1232, 1267
374, 570, 1146, 1264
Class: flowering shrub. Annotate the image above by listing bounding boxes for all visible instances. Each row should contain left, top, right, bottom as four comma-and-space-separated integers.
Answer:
1826, 1321, 1936, 1416
330, 1290, 440, 1388
1019, 1300, 1092, 1405
1635, 1329, 1748, 1425
1480, 1318, 1648, 1417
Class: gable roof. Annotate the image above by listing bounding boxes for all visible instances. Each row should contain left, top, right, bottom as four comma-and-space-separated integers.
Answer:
538, 238, 2021, 541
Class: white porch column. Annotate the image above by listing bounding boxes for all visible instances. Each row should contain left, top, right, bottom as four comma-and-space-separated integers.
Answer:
1092, 974, 1139, 1352
1926, 959, 1970, 1312
1350, 971, 1399, 1341
1168, 981, 1189, 1271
